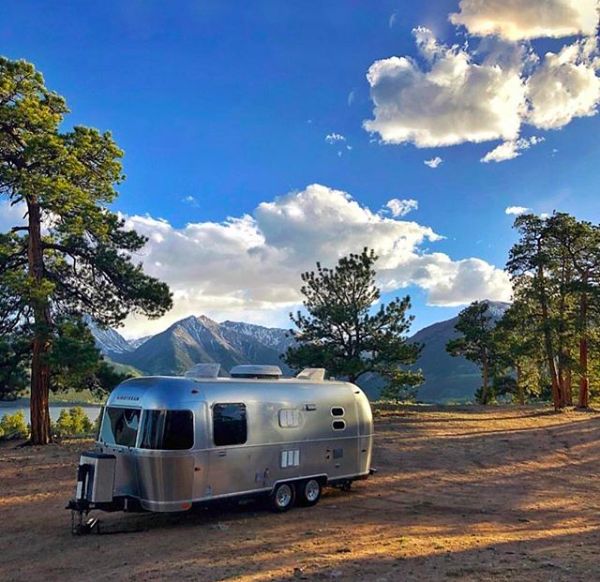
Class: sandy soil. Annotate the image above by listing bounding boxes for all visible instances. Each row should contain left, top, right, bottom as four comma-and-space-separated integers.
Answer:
1, 405, 600, 581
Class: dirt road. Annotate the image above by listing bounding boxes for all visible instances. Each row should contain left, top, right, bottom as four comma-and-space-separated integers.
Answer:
1, 406, 599, 581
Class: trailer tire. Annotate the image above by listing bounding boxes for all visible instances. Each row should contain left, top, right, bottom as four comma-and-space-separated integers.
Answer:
270, 482, 296, 512
299, 478, 321, 507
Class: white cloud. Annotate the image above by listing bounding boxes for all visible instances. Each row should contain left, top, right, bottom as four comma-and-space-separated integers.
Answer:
481, 135, 544, 163
363, 27, 527, 147
450, 0, 598, 41
347, 90, 355, 106
182, 195, 199, 206
527, 38, 600, 130
389, 11, 398, 29
325, 133, 346, 143
0, 201, 27, 233
424, 156, 443, 168
405, 254, 513, 307
118, 184, 512, 336
364, 26, 600, 154
385, 198, 418, 217
505, 205, 531, 215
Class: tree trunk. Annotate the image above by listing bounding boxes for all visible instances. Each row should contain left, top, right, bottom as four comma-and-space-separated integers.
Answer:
27, 201, 52, 445
481, 353, 489, 405
564, 364, 573, 407
538, 264, 562, 410
578, 288, 589, 409
516, 364, 525, 405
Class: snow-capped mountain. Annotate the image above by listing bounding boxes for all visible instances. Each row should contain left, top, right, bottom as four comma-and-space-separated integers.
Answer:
128, 336, 150, 350
85, 317, 134, 357
101, 315, 294, 376
90, 301, 511, 402
221, 320, 293, 354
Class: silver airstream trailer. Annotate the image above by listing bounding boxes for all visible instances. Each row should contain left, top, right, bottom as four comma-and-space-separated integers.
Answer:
68, 365, 374, 531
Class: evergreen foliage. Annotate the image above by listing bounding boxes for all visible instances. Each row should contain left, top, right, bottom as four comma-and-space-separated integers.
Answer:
0, 58, 172, 443
446, 301, 498, 404
284, 248, 423, 394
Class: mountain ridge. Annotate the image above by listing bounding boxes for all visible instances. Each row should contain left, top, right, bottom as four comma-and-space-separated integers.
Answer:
91, 301, 510, 402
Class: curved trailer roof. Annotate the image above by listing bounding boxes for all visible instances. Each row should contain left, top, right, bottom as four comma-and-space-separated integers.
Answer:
106, 376, 363, 410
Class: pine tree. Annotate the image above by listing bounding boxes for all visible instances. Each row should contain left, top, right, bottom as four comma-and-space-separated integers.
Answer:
507, 215, 564, 410
0, 58, 172, 443
494, 300, 544, 404
284, 248, 423, 391
446, 301, 497, 404
507, 213, 600, 410
544, 213, 600, 408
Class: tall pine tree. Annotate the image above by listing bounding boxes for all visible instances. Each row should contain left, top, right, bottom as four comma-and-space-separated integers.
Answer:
284, 248, 422, 391
0, 58, 172, 443
446, 301, 498, 404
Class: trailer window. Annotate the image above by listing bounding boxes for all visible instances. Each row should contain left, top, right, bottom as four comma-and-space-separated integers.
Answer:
102, 407, 140, 447
213, 403, 247, 446
332, 420, 346, 431
139, 410, 194, 450
331, 407, 345, 417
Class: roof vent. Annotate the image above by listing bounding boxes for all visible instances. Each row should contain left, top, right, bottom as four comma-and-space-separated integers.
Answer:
184, 363, 220, 379
230, 365, 282, 379
296, 368, 326, 381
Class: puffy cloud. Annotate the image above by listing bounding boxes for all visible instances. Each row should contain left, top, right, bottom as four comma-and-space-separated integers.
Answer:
401, 254, 513, 307
0, 200, 27, 233
527, 38, 600, 130
505, 205, 531, 215
424, 156, 443, 168
364, 27, 600, 154
385, 198, 418, 217
120, 184, 511, 336
450, 0, 598, 41
481, 135, 544, 162
363, 28, 527, 147
325, 133, 346, 143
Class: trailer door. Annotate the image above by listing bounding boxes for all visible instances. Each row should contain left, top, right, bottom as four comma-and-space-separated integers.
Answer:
206, 403, 257, 498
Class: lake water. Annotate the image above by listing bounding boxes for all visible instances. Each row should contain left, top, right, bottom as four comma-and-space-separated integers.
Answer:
0, 401, 101, 423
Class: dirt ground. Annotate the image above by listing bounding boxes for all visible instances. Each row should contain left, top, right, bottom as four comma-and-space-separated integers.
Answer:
1, 406, 600, 581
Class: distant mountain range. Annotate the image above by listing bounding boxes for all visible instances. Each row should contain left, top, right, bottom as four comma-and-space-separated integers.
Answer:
90, 301, 510, 403
407, 301, 509, 402
89, 315, 295, 377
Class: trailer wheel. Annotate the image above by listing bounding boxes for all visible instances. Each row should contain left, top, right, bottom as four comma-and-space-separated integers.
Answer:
299, 479, 321, 506
270, 482, 296, 512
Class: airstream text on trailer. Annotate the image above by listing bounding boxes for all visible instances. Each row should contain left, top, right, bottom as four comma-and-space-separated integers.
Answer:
68, 365, 374, 531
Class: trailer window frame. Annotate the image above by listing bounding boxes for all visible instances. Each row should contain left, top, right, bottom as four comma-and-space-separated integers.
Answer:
212, 402, 247, 446
101, 406, 141, 448
332, 420, 346, 431
330, 407, 345, 417
139, 409, 195, 451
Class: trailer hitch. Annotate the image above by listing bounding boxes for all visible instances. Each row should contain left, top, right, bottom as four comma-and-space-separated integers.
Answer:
67, 499, 101, 535
69, 509, 101, 535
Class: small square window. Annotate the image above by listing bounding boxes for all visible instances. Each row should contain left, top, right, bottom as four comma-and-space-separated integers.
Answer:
213, 403, 247, 446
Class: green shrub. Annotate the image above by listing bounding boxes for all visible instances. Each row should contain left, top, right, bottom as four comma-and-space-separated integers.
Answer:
0, 411, 29, 440
54, 407, 95, 437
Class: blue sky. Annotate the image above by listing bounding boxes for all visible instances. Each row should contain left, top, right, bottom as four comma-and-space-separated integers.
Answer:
2, 1, 599, 337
